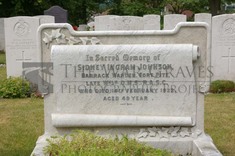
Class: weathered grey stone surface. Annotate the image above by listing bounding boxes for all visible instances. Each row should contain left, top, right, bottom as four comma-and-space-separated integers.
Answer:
44, 6, 67, 23
164, 14, 186, 30
32, 22, 221, 156
0, 18, 5, 51
211, 14, 235, 81
35, 15, 55, 24
143, 15, 160, 30
4, 16, 40, 77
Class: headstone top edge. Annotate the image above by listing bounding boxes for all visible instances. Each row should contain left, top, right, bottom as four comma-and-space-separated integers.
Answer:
44, 5, 68, 12
38, 22, 208, 36
212, 14, 235, 19
164, 14, 187, 17
4, 16, 40, 20
195, 13, 212, 16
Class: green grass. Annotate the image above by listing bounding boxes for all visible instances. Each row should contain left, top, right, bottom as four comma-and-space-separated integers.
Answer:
0, 67, 234, 155
0, 98, 44, 156
0, 52, 6, 64
205, 93, 235, 156
0, 67, 6, 80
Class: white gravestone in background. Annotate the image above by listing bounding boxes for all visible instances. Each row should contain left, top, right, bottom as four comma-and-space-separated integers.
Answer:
31, 23, 222, 156
108, 16, 144, 30
0, 18, 5, 51
4, 17, 40, 77
164, 14, 186, 30
78, 24, 88, 31
143, 15, 160, 30
195, 13, 212, 27
95, 15, 144, 31
4, 16, 55, 77
94, 15, 119, 31
35, 15, 55, 24
211, 14, 235, 81
95, 15, 161, 31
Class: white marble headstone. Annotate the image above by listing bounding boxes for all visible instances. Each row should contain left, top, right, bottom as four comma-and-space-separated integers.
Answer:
164, 14, 187, 30
108, 16, 144, 30
32, 22, 222, 156
211, 14, 235, 81
143, 15, 160, 30
0, 18, 5, 51
35, 15, 55, 24
79, 24, 88, 31
4, 17, 40, 77
195, 13, 212, 27
94, 15, 119, 31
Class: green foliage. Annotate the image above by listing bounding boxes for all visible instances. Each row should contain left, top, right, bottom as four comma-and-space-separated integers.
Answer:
210, 80, 235, 93
0, 0, 48, 16
162, 0, 209, 14
0, 77, 31, 98
110, 0, 161, 16
0, 0, 105, 25
44, 130, 172, 156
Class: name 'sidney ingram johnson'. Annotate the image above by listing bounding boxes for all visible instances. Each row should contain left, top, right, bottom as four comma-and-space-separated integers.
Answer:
60, 63, 173, 79
60, 64, 213, 79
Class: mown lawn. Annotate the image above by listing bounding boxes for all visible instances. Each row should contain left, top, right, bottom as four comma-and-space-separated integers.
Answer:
0, 52, 6, 64
0, 65, 44, 156
205, 93, 235, 156
0, 66, 234, 155
0, 98, 44, 156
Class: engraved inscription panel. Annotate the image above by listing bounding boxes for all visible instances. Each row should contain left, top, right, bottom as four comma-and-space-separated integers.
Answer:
53, 44, 197, 119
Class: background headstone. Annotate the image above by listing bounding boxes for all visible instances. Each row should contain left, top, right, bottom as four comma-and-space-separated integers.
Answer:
195, 13, 212, 27
108, 16, 144, 30
4, 16, 40, 77
0, 18, 5, 51
143, 15, 160, 30
44, 6, 68, 23
35, 15, 55, 24
94, 15, 119, 31
164, 14, 187, 30
78, 24, 88, 31
211, 14, 235, 81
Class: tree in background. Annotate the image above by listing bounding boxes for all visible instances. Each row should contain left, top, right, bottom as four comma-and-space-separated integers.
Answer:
161, 0, 209, 14
110, 0, 163, 16
110, 0, 235, 16
0, 0, 105, 25
0, 0, 48, 17
41, 0, 105, 25
0, 0, 235, 25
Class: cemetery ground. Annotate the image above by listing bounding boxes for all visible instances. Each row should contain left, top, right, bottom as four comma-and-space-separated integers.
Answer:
0, 54, 234, 155
0, 52, 5, 64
